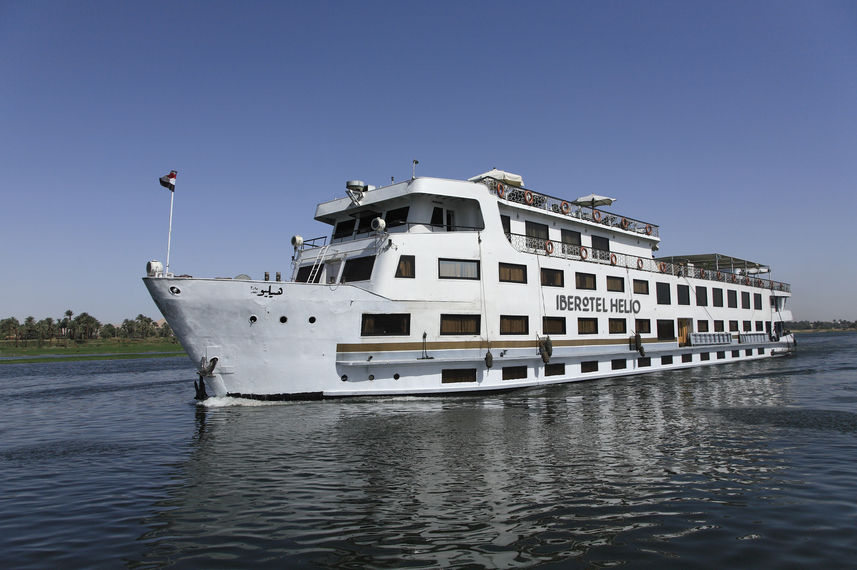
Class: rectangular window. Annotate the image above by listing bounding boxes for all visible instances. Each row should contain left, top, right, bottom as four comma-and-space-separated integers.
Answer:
295, 265, 322, 283
714, 320, 725, 332
701, 352, 710, 361
732, 350, 740, 357
661, 355, 674, 365
754, 293, 763, 310
743, 321, 752, 332
581, 361, 599, 373
591, 236, 610, 260
525, 221, 549, 240
540, 268, 564, 287
656, 282, 671, 305
682, 354, 693, 363
385, 206, 410, 227
696, 286, 708, 306
395, 255, 415, 278
717, 351, 726, 359
440, 314, 480, 335
578, 318, 598, 335
713, 288, 724, 307
561, 229, 581, 255
576, 272, 596, 290
638, 357, 651, 367
758, 348, 765, 355
342, 256, 375, 282
745, 348, 753, 356
545, 363, 565, 376
727, 290, 738, 308
438, 258, 479, 280
357, 211, 381, 234
361, 313, 410, 336
657, 319, 675, 340
729, 320, 739, 332
636, 319, 651, 334
333, 219, 355, 239
742, 291, 751, 309
500, 215, 511, 239
697, 320, 709, 333
542, 317, 566, 335
611, 359, 627, 370
677, 285, 690, 305
633, 279, 649, 294
609, 318, 626, 334
502, 365, 528, 380
500, 315, 529, 335
442, 368, 476, 383
430, 207, 444, 227
756, 321, 764, 332
606, 276, 625, 292
499, 262, 527, 283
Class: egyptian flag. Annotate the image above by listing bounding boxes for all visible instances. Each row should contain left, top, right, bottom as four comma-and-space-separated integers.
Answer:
159, 170, 177, 191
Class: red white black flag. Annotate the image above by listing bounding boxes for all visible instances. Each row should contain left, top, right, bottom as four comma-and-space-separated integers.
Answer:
159, 170, 177, 191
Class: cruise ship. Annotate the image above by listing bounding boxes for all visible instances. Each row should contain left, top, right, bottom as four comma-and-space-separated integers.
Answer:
144, 169, 795, 400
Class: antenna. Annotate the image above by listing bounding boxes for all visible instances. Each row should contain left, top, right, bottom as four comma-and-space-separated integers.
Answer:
412, 159, 419, 179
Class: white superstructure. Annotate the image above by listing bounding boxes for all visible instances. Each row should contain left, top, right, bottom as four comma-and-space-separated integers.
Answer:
144, 171, 795, 400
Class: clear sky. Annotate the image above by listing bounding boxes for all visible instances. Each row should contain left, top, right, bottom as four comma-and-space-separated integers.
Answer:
1, 1, 855, 324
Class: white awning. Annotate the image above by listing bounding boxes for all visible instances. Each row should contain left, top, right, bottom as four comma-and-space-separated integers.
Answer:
468, 169, 524, 187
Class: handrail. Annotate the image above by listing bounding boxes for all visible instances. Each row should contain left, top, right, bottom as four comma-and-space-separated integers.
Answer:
480, 177, 660, 238
506, 232, 791, 293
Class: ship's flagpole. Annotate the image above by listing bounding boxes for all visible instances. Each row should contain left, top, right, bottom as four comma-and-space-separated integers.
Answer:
158, 170, 178, 276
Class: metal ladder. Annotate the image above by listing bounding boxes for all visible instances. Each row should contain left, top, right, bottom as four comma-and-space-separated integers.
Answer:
306, 245, 329, 283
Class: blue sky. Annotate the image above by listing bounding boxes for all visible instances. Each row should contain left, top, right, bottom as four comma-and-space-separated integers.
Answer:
1, 1, 855, 323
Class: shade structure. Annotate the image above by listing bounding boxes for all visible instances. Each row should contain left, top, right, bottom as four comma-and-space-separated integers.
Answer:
572, 193, 616, 208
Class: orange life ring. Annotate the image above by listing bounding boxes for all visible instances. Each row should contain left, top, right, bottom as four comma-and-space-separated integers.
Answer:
645, 224, 652, 235
621, 218, 629, 230
525, 190, 534, 205
561, 201, 570, 214
545, 240, 554, 255
593, 210, 602, 222
637, 257, 644, 270
659, 262, 667, 273
580, 246, 588, 260
496, 182, 505, 198
609, 253, 617, 265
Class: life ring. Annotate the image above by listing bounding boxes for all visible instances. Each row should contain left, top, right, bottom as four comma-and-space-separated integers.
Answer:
544, 240, 554, 255
496, 182, 505, 199
621, 218, 629, 230
525, 190, 534, 205
645, 224, 652, 235
593, 210, 602, 222
580, 246, 588, 260
659, 262, 667, 273
561, 201, 570, 214
637, 257, 644, 270
610, 253, 617, 265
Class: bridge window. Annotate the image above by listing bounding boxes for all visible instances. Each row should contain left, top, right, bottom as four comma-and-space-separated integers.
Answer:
361, 313, 410, 336
385, 206, 409, 228
295, 265, 322, 283
438, 258, 480, 280
395, 255, 415, 278
342, 256, 375, 282
356, 211, 381, 234
333, 219, 355, 239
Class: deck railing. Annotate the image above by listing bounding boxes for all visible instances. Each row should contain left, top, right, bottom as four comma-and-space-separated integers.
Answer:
480, 177, 660, 238
507, 232, 791, 293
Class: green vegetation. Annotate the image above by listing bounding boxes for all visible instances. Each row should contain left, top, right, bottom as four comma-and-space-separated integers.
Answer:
786, 320, 857, 332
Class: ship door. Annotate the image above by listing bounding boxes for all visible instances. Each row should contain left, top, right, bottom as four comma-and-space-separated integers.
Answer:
677, 318, 693, 347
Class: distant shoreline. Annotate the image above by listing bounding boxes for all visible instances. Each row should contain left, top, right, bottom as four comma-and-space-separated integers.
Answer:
0, 339, 187, 364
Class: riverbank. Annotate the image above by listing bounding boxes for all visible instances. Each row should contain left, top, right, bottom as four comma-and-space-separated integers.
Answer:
0, 339, 187, 364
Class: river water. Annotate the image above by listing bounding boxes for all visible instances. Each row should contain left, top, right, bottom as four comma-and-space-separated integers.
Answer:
1, 332, 855, 568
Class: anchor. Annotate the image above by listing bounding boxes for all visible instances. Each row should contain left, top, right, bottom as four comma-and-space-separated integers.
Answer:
194, 356, 218, 400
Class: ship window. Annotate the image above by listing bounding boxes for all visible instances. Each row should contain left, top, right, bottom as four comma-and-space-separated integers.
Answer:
333, 219, 355, 239
636, 319, 651, 334
633, 279, 649, 294
540, 268, 564, 287
576, 272, 596, 290
677, 285, 690, 305
500, 215, 511, 241
356, 211, 381, 234
732, 350, 740, 358
438, 258, 480, 280
430, 207, 444, 227
612, 359, 627, 370
729, 320, 739, 332
442, 368, 477, 383
609, 318, 626, 334
758, 348, 765, 355
713, 288, 724, 307
525, 221, 548, 240
342, 256, 375, 282
446, 210, 455, 231
743, 321, 752, 332
395, 255, 415, 278
714, 320, 725, 332
499, 262, 527, 283
543, 317, 566, 335
717, 351, 726, 359
656, 282, 671, 305
440, 314, 481, 335
606, 276, 624, 292
696, 286, 708, 306
682, 354, 693, 363
741, 291, 751, 309
756, 321, 764, 331
545, 363, 565, 376
727, 290, 738, 308
638, 357, 651, 367
698, 320, 709, 332
295, 265, 322, 283
661, 355, 673, 365
591, 236, 610, 261
754, 293, 762, 310
578, 317, 598, 335
561, 229, 581, 255
656, 319, 675, 340
581, 361, 599, 373
500, 315, 529, 335
746, 348, 753, 356
385, 206, 409, 228
502, 366, 528, 380
361, 313, 410, 336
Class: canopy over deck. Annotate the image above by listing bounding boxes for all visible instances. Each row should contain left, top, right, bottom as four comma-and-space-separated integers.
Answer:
655, 253, 770, 274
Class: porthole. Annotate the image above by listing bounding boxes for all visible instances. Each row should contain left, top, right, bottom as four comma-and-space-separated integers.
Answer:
279, 316, 287, 324
368, 374, 375, 381
249, 315, 257, 323
393, 373, 400, 380
341, 374, 348, 382
169, 286, 181, 295
309, 316, 316, 323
